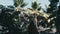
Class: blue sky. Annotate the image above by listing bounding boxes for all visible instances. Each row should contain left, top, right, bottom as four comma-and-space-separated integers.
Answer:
0, 0, 50, 8
0, 0, 13, 5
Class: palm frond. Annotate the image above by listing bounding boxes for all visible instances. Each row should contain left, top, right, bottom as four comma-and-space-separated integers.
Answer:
32, 1, 38, 9
37, 7, 41, 11
13, 0, 24, 7
21, 3, 28, 7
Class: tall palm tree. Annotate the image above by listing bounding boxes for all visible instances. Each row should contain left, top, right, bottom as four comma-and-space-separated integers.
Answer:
27, 1, 53, 33
27, 1, 42, 33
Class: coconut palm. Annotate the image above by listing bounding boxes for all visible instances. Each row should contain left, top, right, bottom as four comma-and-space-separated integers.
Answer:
27, 1, 45, 34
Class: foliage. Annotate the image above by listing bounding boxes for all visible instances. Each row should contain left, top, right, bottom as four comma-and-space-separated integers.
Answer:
14, 0, 27, 7
31, 1, 41, 10
0, 0, 60, 34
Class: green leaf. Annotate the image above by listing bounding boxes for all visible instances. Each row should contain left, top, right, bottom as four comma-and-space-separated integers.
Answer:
13, 0, 24, 7
21, 3, 28, 7
32, 1, 38, 9
37, 7, 41, 11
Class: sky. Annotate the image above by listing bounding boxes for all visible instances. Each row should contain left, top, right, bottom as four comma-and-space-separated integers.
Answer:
0, 0, 50, 8
24, 0, 50, 9
0, 0, 14, 5
0, 0, 60, 8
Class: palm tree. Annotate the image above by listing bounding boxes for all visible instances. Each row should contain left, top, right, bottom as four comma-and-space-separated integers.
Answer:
27, 1, 42, 34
